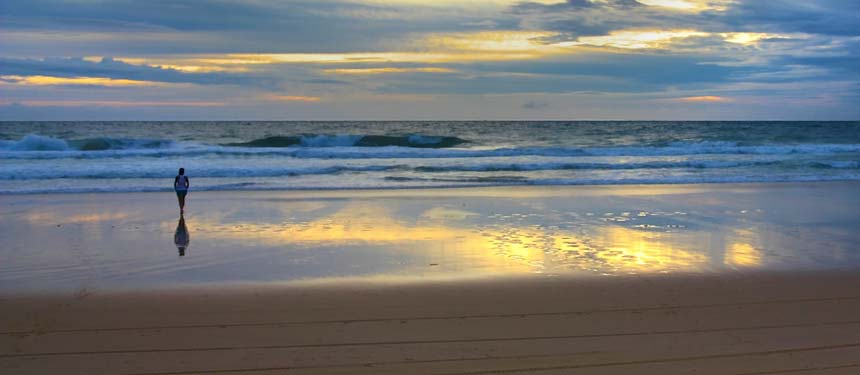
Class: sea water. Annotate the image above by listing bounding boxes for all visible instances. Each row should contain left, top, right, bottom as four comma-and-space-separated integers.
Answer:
1, 121, 858, 194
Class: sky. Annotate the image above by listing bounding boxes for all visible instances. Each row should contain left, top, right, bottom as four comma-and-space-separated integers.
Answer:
1, 0, 858, 120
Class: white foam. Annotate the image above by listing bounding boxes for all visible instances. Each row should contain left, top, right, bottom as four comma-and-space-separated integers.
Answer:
1, 134, 71, 151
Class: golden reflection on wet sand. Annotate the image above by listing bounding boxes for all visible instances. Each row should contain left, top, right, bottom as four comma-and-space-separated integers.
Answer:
182, 201, 713, 275
3, 183, 860, 290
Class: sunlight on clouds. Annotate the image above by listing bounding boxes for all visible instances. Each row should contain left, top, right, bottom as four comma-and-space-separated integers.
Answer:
636, 0, 734, 12
426, 31, 558, 52
324, 67, 456, 75
119, 31, 569, 69
559, 29, 708, 49
0, 75, 175, 87
230, 51, 534, 65
107, 57, 251, 72
558, 29, 795, 50
0, 99, 223, 107
675, 96, 731, 102
261, 94, 322, 102
65, 29, 799, 85
720, 32, 790, 45
359, 0, 566, 7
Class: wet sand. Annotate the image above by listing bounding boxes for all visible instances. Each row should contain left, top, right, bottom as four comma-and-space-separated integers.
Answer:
2, 182, 860, 373
2, 182, 860, 291
2, 271, 859, 374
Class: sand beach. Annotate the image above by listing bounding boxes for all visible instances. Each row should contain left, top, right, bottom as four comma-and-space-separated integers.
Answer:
1, 182, 859, 373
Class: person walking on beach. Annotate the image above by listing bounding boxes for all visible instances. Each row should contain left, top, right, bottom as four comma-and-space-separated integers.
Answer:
174, 168, 190, 213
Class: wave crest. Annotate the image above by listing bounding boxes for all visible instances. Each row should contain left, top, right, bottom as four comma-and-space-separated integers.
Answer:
223, 134, 469, 148
0, 134, 174, 152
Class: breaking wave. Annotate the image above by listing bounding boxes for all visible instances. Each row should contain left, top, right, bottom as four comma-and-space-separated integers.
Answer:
2, 134, 860, 161
222, 134, 469, 148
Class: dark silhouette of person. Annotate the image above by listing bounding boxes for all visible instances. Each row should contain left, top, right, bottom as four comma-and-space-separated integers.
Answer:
175, 214, 190, 256
174, 167, 190, 213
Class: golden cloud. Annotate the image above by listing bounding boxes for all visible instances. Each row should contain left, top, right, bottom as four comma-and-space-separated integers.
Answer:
674, 96, 732, 102
636, 0, 735, 12
323, 67, 456, 75
0, 75, 175, 87
720, 32, 791, 45
359, 0, 566, 7
261, 94, 322, 102
0, 99, 224, 107
559, 29, 709, 49
78, 28, 793, 76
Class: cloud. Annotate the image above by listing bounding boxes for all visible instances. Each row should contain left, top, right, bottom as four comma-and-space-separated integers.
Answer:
323, 67, 457, 75
522, 100, 549, 109
673, 95, 731, 102
0, 99, 223, 107
0, 0, 857, 119
261, 94, 323, 103
0, 57, 262, 87
636, 0, 735, 12
0, 75, 177, 87
560, 29, 709, 49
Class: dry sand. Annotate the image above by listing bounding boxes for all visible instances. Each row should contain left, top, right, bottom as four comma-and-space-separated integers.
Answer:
2, 271, 859, 374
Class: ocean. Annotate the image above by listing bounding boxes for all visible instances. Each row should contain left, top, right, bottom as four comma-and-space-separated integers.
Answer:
1, 121, 858, 194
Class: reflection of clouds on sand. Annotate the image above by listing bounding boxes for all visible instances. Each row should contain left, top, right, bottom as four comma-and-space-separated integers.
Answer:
187, 201, 713, 275
420, 206, 479, 221
559, 227, 708, 273
724, 229, 764, 268
725, 243, 762, 267
25, 211, 129, 224
2, 184, 860, 290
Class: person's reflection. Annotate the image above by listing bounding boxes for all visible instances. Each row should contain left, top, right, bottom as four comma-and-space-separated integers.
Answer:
174, 214, 190, 256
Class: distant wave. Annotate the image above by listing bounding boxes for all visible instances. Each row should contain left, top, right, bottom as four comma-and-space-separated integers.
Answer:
3, 159, 858, 181
0, 134, 175, 152
3, 174, 858, 194
2, 134, 859, 161
222, 134, 469, 148
0, 165, 405, 180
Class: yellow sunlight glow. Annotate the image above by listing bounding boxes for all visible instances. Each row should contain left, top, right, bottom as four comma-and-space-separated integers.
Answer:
562, 29, 708, 49
112, 57, 251, 72
86, 28, 791, 75
111, 31, 568, 70
0, 75, 171, 87
676, 96, 731, 102
720, 32, 788, 45
637, 0, 734, 11
0, 99, 224, 107
360, 0, 566, 7
324, 67, 456, 74
725, 243, 762, 267
185, 203, 712, 275
426, 31, 557, 52
262, 94, 322, 102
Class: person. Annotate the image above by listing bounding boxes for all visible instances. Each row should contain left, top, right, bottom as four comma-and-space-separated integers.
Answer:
174, 168, 190, 213
174, 214, 190, 257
